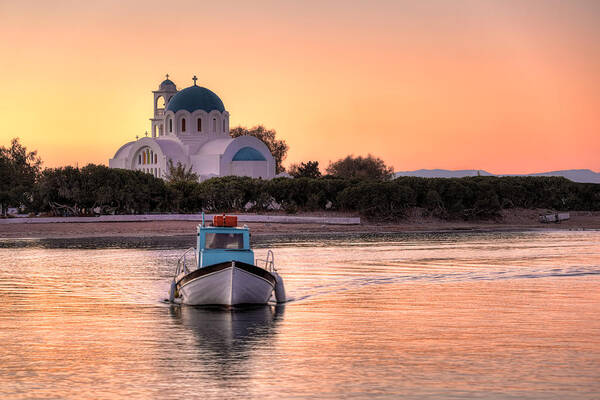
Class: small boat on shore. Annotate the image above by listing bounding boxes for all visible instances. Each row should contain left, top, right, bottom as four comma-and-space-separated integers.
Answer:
169, 215, 285, 306
539, 212, 570, 223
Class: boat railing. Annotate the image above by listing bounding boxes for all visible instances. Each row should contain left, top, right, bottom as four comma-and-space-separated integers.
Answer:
176, 247, 197, 276
256, 249, 276, 273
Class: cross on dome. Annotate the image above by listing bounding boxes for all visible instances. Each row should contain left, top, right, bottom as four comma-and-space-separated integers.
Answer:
165, 73, 169, 79
192, 75, 198, 86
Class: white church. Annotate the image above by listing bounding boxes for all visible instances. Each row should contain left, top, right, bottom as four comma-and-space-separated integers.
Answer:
109, 75, 276, 180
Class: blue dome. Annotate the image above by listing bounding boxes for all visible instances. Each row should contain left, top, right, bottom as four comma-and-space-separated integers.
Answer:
159, 79, 176, 90
232, 147, 266, 161
166, 85, 225, 113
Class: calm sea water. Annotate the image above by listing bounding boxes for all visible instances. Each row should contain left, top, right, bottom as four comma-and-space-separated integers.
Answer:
0, 230, 599, 399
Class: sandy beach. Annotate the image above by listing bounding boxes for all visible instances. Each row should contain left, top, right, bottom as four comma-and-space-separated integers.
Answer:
1, 209, 599, 239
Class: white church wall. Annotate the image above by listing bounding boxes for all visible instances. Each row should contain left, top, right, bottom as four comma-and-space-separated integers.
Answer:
165, 114, 174, 135
109, 142, 134, 169
174, 111, 191, 136
191, 110, 208, 135
108, 158, 127, 169
224, 111, 229, 133
127, 140, 166, 179
219, 136, 276, 179
190, 154, 221, 176
208, 110, 223, 134
166, 109, 228, 138
230, 161, 269, 178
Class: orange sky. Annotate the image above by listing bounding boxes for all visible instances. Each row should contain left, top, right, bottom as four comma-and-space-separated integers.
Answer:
0, 0, 598, 174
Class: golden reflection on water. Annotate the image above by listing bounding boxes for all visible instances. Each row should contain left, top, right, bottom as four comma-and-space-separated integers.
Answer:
281, 279, 600, 397
0, 231, 599, 399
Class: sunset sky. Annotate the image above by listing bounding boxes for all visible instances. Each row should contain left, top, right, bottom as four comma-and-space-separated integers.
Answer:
1, 0, 598, 173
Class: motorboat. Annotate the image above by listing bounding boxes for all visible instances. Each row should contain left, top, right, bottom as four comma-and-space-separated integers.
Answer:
169, 214, 285, 306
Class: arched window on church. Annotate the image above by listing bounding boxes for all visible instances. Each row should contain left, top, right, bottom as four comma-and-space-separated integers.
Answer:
223, 120, 226, 133
169, 118, 172, 133
154, 154, 157, 164
142, 152, 146, 164
212, 118, 216, 132
181, 118, 186, 132
138, 154, 142, 164
197, 118, 202, 132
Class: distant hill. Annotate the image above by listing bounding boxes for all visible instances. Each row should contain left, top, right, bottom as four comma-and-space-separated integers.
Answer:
395, 169, 600, 184
523, 169, 600, 184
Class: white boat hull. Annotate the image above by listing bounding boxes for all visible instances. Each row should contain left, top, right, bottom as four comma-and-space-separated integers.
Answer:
177, 262, 275, 306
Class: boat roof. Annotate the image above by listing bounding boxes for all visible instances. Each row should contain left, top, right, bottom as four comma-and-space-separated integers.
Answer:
196, 224, 249, 233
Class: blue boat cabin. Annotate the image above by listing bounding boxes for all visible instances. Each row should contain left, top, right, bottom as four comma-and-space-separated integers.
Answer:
196, 225, 254, 268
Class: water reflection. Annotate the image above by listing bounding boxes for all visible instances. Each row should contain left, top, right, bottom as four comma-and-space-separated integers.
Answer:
0, 230, 539, 249
169, 305, 284, 380
1, 231, 599, 399
0, 235, 196, 249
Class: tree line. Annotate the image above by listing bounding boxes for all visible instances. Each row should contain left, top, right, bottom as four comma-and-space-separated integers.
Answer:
2, 138, 599, 220
7, 165, 600, 220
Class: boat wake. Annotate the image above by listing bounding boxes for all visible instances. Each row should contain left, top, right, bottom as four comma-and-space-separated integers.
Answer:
290, 265, 600, 303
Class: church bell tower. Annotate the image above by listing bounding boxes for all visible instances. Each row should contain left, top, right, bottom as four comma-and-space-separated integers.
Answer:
150, 74, 178, 137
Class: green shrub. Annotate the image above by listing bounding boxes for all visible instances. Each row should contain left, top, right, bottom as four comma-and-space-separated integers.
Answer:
21, 165, 600, 220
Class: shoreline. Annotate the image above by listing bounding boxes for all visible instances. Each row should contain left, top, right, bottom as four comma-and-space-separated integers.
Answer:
0, 213, 361, 225
1, 209, 599, 240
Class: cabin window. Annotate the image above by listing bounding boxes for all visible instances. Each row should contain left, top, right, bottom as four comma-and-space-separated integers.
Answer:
204, 233, 244, 249
197, 118, 202, 132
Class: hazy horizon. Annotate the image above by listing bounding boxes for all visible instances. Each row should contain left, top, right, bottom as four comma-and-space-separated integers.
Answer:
1, 0, 599, 174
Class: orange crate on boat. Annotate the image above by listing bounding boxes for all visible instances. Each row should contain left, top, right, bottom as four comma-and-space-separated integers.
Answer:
213, 215, 237, 227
